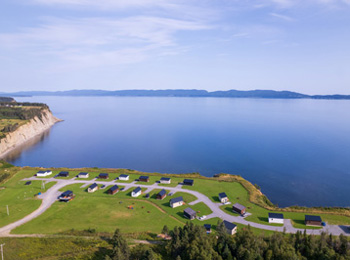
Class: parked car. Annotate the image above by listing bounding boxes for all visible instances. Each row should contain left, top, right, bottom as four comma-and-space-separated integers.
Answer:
145, 193, 150, 198
101, 185, 106, 189
198, 215, 207, 220
322, 222, 326, 227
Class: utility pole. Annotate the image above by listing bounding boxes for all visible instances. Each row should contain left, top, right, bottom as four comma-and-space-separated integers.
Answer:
6, 205, 9, 216
41, 180, 45, 190
0, 243, 5, 260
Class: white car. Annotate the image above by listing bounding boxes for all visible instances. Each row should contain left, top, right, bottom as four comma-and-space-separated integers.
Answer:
198, 215, 207, 220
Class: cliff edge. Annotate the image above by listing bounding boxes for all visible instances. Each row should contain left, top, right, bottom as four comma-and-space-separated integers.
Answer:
0, 109, 61, 158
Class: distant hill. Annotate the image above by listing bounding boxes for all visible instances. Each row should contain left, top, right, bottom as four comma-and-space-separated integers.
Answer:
0, 97, 15, 102
1, 89, 350, 100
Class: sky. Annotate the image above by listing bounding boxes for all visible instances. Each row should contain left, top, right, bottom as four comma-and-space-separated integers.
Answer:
0, 0, 350, 94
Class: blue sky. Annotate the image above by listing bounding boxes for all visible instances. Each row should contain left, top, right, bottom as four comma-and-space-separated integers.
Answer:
0, 0, 350, 94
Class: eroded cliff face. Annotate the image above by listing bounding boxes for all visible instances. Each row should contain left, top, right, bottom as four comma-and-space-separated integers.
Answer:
0, 109, 61, 158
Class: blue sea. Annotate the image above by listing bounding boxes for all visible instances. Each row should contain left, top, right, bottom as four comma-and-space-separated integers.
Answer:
6, 96, 350, 207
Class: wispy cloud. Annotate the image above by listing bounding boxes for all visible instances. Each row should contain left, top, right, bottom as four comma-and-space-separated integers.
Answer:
269, 12, 295, 22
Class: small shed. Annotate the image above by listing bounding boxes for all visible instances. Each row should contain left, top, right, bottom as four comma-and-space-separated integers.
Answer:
183, 179, 194, 186
88, 183, 98, 193
268, 213, 284, 224
119, 174, 129, 181
232, 203, 246, 215
108, 185, 119, 195
139, 176, 149, 182
223, 220, 237, 235
204, 224, 212, 234
132, 187, 142, 197
78, 172, 89, 178
58, 171, 69, 177
58, 190, 74, 202
305, 215, 322, 226
36, 170, 52, 177
160, 177, 171, 184
184, 207, 196, 220
170, 196, 184, 208
98, 173, 109, 179
219, 192, 229, 203
157, 189, 167, 200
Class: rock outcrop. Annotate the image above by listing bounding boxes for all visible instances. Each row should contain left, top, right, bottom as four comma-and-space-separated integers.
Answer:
0, 109, 61, 158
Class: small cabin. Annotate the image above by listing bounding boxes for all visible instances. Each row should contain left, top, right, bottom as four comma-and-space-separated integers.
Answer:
88, 183, 98, 193
184, 207, 196, 220
223, 220, 237, 235
160, 177, 171, 184
131, 187, 142, 197
139, 176, 149, 182
78, 172, 89, 178
183, 179, 194, 186
157, 189, 167, 200
108, 185, 119, 195
36, 170, 52, 177
58, 190, 74, 202
305, 215, 322, 226
170, 196, 184, 208
232, 203, 246, 215
119, 174, 129, 181
218, 192, 228, 203
58, 171, 69, 177
98, 173, 109, 179
204, 224, 212, 234
268, 213, 284, 224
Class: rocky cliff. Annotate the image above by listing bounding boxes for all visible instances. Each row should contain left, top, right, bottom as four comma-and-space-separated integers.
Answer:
0, 109, 61, 158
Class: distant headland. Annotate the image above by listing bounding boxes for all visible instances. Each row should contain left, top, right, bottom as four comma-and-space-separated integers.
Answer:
1, 89, 350, 100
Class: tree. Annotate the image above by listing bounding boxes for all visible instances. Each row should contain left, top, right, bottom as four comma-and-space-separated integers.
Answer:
162, 225, 169, 236
109, 228, 130, 260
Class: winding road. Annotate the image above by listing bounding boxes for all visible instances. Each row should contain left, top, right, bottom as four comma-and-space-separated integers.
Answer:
0, 176, 349, 237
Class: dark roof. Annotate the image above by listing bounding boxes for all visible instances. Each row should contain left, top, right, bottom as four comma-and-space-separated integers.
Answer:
59, 171, 69, 176
109, 185, 119, 192
219, 192, 227, 198
61, 190, 73, 196
37, 171, 48, 174
119, 174, 129, 178
89, 183, 98, 189
160, 177, 171, 181
158, 189, 166, 196
170, 196, 183, 204
79, 172, 88, 175
184, 207, 196, 216
99, 173, 109, 177
305, 215, 322, 222
268, 213, 284, 219
139, 176, 149, 179
59, 171, 69, 174
232, 203, 246, 211
223, 220, 237, 231
133, 187, 142, 193
183, 179, 194, 184
204, 224, 211, 230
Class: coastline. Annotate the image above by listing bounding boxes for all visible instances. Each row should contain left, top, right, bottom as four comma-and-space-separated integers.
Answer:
0, 109, 62, 159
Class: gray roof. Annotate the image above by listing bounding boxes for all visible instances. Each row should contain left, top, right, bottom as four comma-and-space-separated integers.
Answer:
89, 183, 98, 189
158, 189, 166, 197
119, 174, 129, 178
232, 203, 246, 211
61, 190, 73, 197
109, 185, 119, 192
305, 215, 322, 222
184, 207, 196, 216
79, 172, 88, 175
160, 177, 171, 181
223, 220, 237, 231
219, 192, 227, 199
268, 213, 284, 219
133, 187, 142, 193
170, 196, 183, 204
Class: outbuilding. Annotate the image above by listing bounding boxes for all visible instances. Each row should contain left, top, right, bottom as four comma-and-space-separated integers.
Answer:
184, 207, 196, 220
131, 187, 142, 197
232, 203, 246, 215
268, 213, 284, 224
160, 177, 171, 184
305, 215, 322, 226
98, 173, 109, 179
119, 174, 129, 181
78, 172, 89, 178
108, 185, 119, 195
58, 171, 69, 177
183, 179, 194, 186
88, 183, 98, 193
170, 196, 184, 208
157, 189, 167, 200
58, 190, 74, 202
204, 224, 212, 234
36, 170, 52, 177
219, 192, 229, 203
139, 176, 149, 182
223, 220, 237, 235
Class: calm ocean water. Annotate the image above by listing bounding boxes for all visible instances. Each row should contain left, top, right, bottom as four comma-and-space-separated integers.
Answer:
6, 96, 350, 207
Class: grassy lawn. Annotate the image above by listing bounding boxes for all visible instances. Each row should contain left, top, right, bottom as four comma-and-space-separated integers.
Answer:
0, 169, 56, 228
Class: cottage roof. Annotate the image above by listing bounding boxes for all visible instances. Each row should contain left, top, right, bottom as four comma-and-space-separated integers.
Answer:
170, 196, 183, 204
232, 203, 246, 211
268, 213, 284, 219
223, 220, 237, 231
204, 224, 211, 230
160, 177, 171, 181
119, 174, 129, 178
305, 215, 322, 222
79, 172, 88, 175
183, 179, 194, 184
184, 207, 196, 216
89, 183, 98, 189
61, 190, 73, 197
139, 176, 149, 179
158, 189, 166, 197
219, 192, 227, 199
99, 173, 109, 177
37, 171, 47, 174
133, 187, 142, 193
59, 171, 69, 176
109, 185, 119, 192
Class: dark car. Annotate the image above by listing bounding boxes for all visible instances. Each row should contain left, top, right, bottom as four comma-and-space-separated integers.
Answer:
145, 193, 150, 198
101, 185, 106, 189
